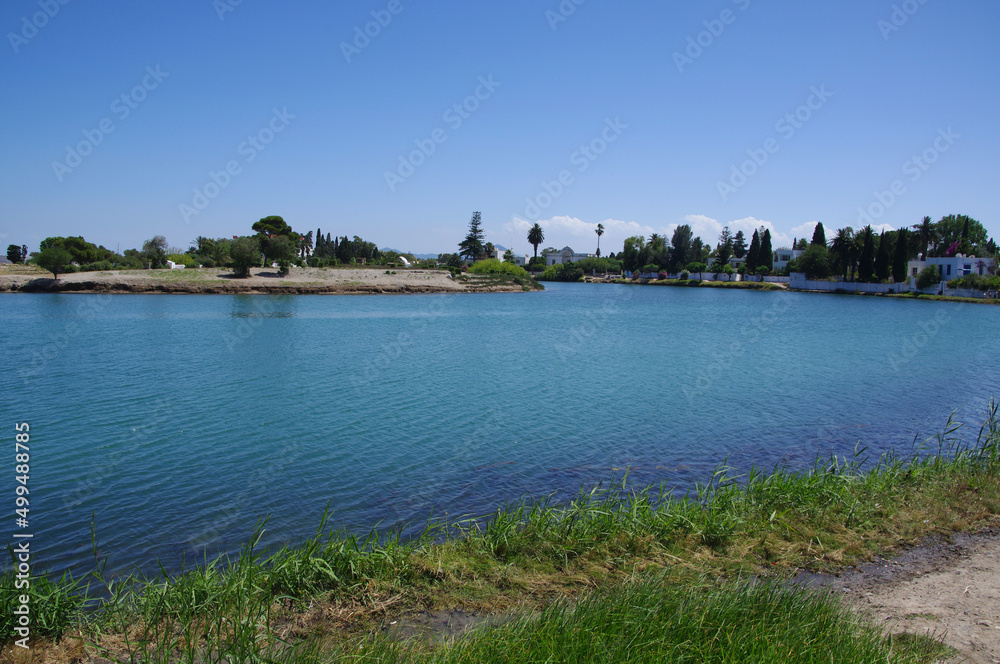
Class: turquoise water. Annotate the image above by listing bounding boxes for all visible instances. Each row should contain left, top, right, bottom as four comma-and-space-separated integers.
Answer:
2, 284, 998, 578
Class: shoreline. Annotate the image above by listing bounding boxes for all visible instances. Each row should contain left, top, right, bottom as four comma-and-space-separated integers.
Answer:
4, 406, 998, 662
0, 266, 542, 295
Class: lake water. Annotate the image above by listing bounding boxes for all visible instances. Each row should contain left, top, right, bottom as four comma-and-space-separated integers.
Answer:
2, 283, 998, 578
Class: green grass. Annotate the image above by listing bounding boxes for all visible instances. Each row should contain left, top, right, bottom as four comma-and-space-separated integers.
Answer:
3, 403, 998, 662
351, 574, 949, 663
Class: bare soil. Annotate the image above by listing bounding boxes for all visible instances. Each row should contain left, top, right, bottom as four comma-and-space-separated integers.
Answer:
793, 524, 1000, 663
0, 266, 534, 295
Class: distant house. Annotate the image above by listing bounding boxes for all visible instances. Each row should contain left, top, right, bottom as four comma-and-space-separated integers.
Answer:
488, 248, 528, 267
165, 260, 186, 270
546, 246, 596, 266
773, 249, 804, 272
907, 255, 995, 281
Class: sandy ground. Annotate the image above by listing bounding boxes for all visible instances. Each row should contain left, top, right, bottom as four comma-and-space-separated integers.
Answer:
0, 266, 532, 294
794, 525, 1000, 663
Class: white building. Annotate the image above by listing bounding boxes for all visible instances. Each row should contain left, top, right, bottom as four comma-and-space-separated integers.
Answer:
488, 248, 528, 267
546, 246, 596, 266
773, 249, 804, 272
907, 255, 995, 282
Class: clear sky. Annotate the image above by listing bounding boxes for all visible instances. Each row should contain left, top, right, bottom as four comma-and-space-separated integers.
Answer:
2, 0, 997, 257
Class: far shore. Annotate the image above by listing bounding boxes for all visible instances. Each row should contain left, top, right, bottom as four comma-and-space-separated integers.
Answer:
0, 265, 541, 295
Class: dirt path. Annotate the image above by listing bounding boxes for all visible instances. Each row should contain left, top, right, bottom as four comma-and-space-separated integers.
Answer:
794, 525, 1000, 663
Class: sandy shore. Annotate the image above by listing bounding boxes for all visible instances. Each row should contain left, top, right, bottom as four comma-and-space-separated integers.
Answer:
0, 265, 539, 295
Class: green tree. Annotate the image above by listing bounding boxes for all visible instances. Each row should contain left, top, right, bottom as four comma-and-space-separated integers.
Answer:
6, 244, 24, 263
745, 230, 761, 274
732, 231, 747, 259
503, 249, 515, 263
892, 228, 909, 283
595, 223, 605, 257
811, 222, 826, 246
35, 247, 72, 279
873, 230, 891, 282
230, 236, 260, 278
829, 227, 853, 280
142, 235, 168, 269
459, 211, 486, 263
758, 229, 773, 273
714, 226, 733, 268
857, 226, 875, 282
669, 225, 693, 273
937, 214, 986, 253
527, 223, 545, 259
797, 243, 831, 279
621, 236, 646, 273
912, 216, 937, 258
252, 216, 292, 238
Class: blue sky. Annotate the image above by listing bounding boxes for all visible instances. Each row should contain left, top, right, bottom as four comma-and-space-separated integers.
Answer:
2, 0, 997, 257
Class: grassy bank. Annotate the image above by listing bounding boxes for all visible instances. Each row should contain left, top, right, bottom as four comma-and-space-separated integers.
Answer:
4, 405, 998, 662
885, 291, 1000, 305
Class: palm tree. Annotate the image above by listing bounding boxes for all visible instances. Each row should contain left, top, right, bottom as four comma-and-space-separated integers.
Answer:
595, 223, 605, 257
527, 223, 544, 258
912, 216, 938, 258
829, 227, 853, 280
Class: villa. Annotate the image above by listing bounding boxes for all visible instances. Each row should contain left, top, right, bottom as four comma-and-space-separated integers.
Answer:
546, 246, 597, 266
773, 248, 804, 272
907, 254, 995, 281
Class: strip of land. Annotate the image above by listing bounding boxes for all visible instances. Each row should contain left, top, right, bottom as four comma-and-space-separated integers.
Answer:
0, 265, 541, 295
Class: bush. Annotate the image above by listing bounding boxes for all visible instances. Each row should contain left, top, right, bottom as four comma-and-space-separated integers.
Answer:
916, 264, 941, 290
642, 264, 660, 275
166, 253, 198, 268
947, 273, 1000, 290
230, 237, 261, 278
62, 264, 78, 274
80, 260, 114, 272
469, 258, 530, 277
199, 258, 216, 268
797, 243, 832, 279
539, 262, 584, 282
678, 270, 690, 280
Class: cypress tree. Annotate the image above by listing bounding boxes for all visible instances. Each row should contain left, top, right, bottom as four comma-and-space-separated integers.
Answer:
811, 222, 826, 246
892, 228, 909, 283
759, 229, 773, 273
858, 226, 875, 282
745, 230, 760, 274
874, 230, 891, 282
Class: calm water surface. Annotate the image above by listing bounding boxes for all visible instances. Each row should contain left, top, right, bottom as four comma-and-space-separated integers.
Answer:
2, 284, 998, 577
